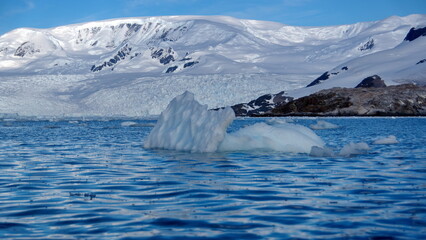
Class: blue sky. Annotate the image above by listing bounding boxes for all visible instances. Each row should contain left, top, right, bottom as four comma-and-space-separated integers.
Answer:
1, 0, 425, 35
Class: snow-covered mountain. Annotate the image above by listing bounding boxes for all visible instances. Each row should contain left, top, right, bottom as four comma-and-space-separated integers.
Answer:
0, 15, 425, 117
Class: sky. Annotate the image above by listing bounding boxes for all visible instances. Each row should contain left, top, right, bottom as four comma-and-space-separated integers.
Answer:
1, 0, 425, 35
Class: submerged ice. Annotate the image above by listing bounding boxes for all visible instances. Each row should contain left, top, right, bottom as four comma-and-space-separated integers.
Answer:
144, 92, 324, 153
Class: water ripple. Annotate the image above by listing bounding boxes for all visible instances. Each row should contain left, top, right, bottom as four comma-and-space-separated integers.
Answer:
0, 118, 425, 239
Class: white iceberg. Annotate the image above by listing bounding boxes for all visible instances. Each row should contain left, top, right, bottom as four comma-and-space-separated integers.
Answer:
219, 122, 325, 153
144, 91, 325, 153
373, 135, 399, 145
309, 120, 339, 130
143, 91, 235, 153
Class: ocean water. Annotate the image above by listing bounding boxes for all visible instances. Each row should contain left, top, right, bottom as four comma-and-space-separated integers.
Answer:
0, 117, 425, 239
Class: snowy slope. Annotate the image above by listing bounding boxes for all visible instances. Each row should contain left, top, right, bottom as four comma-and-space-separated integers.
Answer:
0, 14, 425, 117
290, 26, 426, 98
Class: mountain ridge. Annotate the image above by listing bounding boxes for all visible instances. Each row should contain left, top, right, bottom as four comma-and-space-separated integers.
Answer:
0, 14, 425, 117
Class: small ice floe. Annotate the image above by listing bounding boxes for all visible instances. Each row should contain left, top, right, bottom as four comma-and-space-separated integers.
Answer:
121, 121, 138, 127
310, 146, 335, 157
121, 121, 155, 127
338, 142, 370, 157
309, 120, 339, 130
266, 117, 294, 125
373, 135, 399, 145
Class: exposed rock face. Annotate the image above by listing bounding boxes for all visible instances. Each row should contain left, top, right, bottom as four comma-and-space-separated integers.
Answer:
14, 42, 40, 57
355, 75, 386, 88
272, 84, 426, 116
359, 38, 375, 51
151, 47, 176, 65
91, 44, 135, 72
230, 91, 293, 116
306, 66, 349, 87
404, 26, 426, 42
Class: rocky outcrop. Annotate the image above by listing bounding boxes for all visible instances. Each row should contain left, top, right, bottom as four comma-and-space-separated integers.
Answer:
230, 91, 293, 116
404, 26, 426, 42
355, 75, 386, 88
359, 38, 374, 51
306, 66, 348, 87
271, 84, 426, 116
14, 42, 40, 57
151, 47, 176, 65
91, 44, 136, 72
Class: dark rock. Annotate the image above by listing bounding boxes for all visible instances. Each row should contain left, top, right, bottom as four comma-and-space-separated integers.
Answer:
306, 67, 349, 87
160, 55, 175, 65
307, 72, 330, 87
229, 91, 293, 116
183, 61, 199, 68
355, 75, 386, 88
271, 84, 426, 116
404, 26, 426, 42
416, 59, 426, 65
125, 23, 142, 37
91, 44, 134, 72
151, 47, 176, 65
166, 66, 178, 73
14, 42, 40, 57
359, 38, 374, 51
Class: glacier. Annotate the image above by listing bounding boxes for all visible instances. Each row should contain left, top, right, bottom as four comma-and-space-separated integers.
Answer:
144, 92, 324, 153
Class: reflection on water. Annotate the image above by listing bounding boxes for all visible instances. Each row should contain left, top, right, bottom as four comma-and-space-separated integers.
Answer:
0, 118, 425, 239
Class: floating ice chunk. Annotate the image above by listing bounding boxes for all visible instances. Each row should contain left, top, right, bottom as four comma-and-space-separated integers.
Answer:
122, 121, 155, 127
339, 142, 370, 157
266, 117, 294, 125
121, 121, 138, 127
309, 120, 339, 130
373, 135, 399, 145
310, 146, 335, 157
144, 91, 235, 153
219, 122, 325, 153
145, 92, 326, 154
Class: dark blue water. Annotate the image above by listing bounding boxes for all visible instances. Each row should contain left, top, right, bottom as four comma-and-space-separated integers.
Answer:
0, 117, 425, 239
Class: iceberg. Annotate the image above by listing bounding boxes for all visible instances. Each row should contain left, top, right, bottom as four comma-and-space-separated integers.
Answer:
219, 122, 325, 153
143, 91, 235, 152
144, 91, 326, 154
